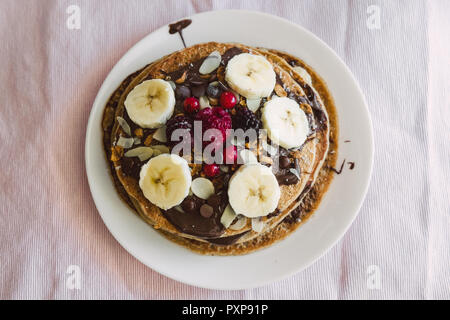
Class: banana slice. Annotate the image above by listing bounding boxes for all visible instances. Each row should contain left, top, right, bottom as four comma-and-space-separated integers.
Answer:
139, 154, 191, 210
124, 79, 175, 129
228, 163, 280, 218
261, 97, 309, 149
225, 53, 276, 99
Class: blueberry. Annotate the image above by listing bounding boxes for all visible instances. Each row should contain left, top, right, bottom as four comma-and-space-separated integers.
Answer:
175, 85, 191, 100
206, 83, 221, 99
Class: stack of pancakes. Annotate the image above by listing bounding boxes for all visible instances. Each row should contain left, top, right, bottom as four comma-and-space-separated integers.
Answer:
102, 42, 334, 255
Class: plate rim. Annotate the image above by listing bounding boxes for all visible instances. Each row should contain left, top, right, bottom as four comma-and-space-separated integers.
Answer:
85, 9, 374, 290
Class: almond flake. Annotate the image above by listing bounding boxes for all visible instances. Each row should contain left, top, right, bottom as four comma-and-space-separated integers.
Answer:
117, 136, 134, 149
199, 51, 221, 74
246, 98, 261, 112
199, 96, 210, 109
238, 149, 258, 164
117, 116, 131, 136
220, 204, 237, 228
124, 147, 153, 161
152, 126, 167, 143
251, 218, 264, 233
229, 216, 247, 230
289, 168, 301, 180
151, 145, 170, 154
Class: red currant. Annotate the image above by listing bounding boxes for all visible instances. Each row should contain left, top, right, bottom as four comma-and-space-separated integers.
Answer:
223, 145, 238, 164
183, 97, 200, 113
220, 91, 237, 109
203, 164, 220, 177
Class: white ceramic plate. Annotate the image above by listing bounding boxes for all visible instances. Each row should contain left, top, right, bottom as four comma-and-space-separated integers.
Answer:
85, 10, 373, 290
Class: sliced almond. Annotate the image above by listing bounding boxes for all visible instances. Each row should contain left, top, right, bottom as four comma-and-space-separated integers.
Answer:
220, 204, 237, 228
246, 98, 261, 112
199, 51, 221, 74
117, 116, 131, 136
238, 149, 258, 164
117, 136, 134, 149
262, 141, 278, 156
289, 168, 301, 180
152, 126, 167, 143
151, 145, 170, 154
199, 96, 211, 109
174, 205, 185, 213
251, 218, 264, 233
124, 147, 153, 161
229, 216, 247, 230
191, 177, 215, 200
134, 137, 141, 145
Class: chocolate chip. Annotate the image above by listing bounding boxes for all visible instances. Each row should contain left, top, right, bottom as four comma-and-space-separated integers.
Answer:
181, 197, 196, 213
199, 204, 214, 218
175, 85, 191, 100
207, 195, 221, 208
279, 155, 291, 169
276, 172, 299, 185
191, 84, 206, 98
206, 83, 221, 98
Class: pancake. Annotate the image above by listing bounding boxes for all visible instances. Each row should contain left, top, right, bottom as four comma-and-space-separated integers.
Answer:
101, 41, 337, 254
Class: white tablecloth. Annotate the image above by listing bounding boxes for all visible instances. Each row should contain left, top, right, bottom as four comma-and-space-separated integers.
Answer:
0, 0, 448, 299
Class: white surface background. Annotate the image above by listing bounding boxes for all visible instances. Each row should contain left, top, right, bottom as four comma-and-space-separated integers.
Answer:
0, 0, 448, 299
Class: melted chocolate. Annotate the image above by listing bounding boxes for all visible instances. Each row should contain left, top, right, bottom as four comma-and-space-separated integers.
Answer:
168, 19, 192, 48
329, 159, 346, 174
164, 208, 225, 238
348, 162, 355, 170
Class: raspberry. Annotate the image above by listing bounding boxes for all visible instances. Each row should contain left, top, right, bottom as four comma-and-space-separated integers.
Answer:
220, 91, 237, 109
223, 145, 238, 164
183, 97, 200, 113
232, 106, 261, 132
203, 164, 220, 177
166, 115, 192, 145
195, 107, 232, 144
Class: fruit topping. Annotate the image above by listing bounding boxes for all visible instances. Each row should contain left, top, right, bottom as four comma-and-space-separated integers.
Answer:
165, 115, 192, 145
220, 91, 237, 109
183, 96, 200, 113
203, 163, 220, 177
223, 145, 238, 164
232, 106, 262, 131
195, 107, 232, 144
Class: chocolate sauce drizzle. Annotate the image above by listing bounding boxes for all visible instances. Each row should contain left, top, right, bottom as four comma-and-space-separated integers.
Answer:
168, 19, 192, 48
329, 159, 346, 174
